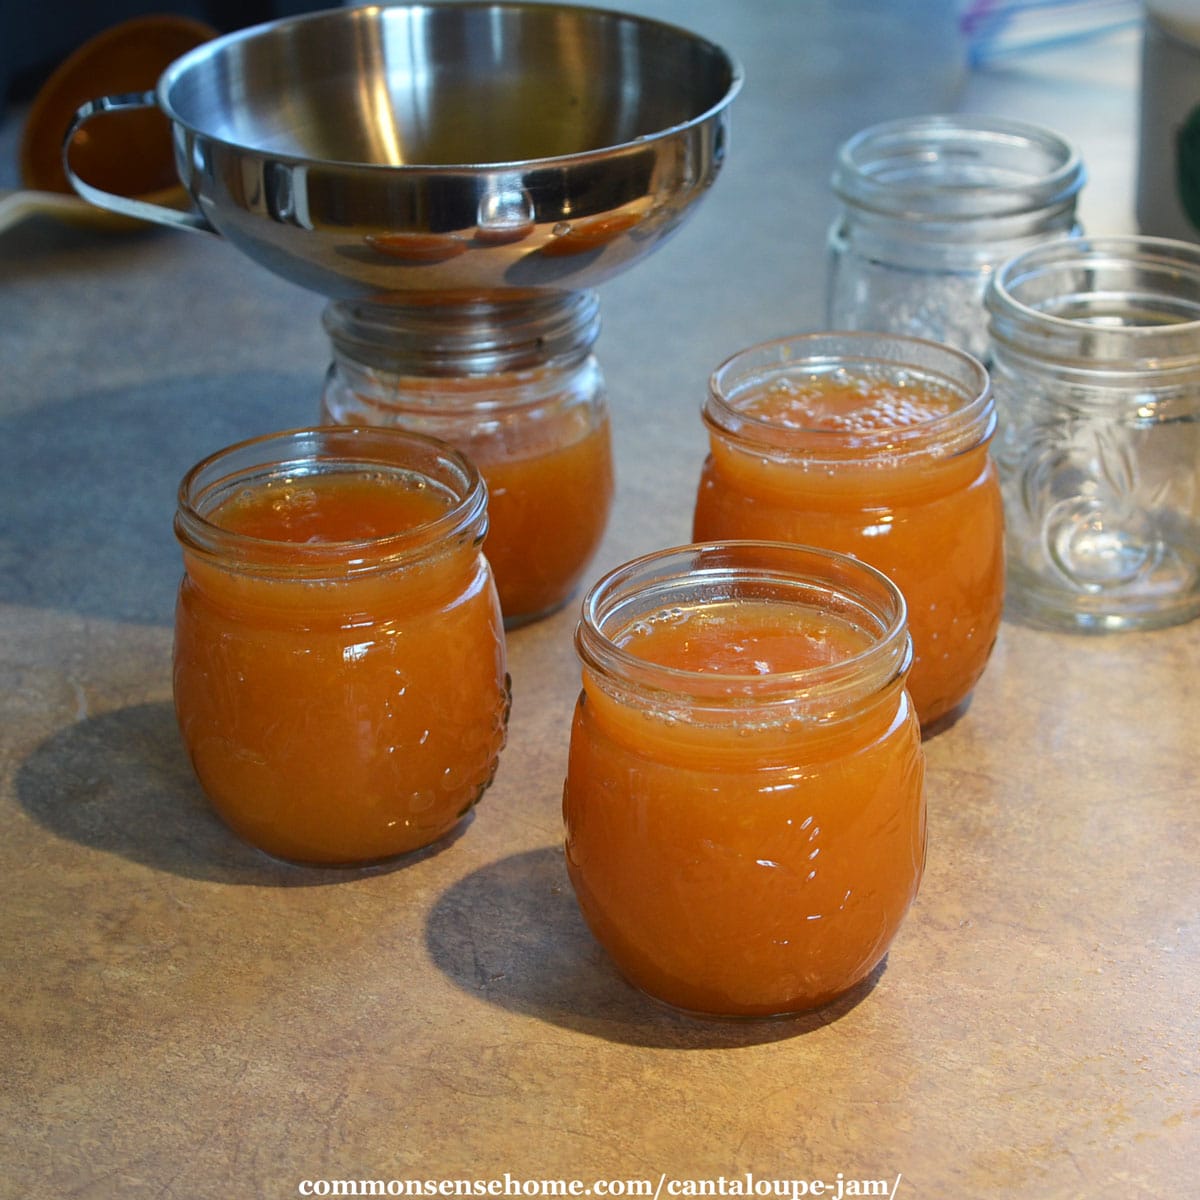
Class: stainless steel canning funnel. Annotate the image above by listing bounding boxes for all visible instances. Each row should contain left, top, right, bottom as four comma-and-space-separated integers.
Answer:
64, 2, 742, 299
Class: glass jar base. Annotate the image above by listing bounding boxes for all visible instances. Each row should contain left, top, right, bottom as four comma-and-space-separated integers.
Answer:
502, 591, 577, 630
231, 810, 476, 871
626, 959, 887, 1023
919, 693, 973, 739
1006, 569, 1200, 633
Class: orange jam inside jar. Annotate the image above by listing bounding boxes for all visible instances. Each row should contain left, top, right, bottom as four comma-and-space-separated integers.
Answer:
693, 332, 1004, 730
321, 292, 614, 626
563, 542, 926, 1018
173, 427, 509, 866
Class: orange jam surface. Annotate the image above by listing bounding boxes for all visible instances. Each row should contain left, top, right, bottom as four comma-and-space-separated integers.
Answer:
616, 600, 873, 674
472, 414, 613, 624
563, 597, 925, 1017
211, 470, 452, 542
174, 468, 507, 866
694, 367, 1004, 728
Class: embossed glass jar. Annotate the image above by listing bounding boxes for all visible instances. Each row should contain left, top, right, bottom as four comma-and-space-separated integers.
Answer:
985, 235, 1200, 631
562, 541, 925, 1018
693, 332, 1004, 731
321, 291, 614, 627
173, 427, 509, 866
828, 114, 1085, 361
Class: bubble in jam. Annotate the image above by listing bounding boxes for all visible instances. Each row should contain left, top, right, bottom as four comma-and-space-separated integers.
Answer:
738, 363, 961, 434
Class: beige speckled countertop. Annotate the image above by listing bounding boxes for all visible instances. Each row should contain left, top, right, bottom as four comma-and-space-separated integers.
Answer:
1, 5, 1196, 1198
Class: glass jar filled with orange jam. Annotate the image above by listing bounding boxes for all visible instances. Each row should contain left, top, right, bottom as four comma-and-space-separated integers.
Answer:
173, 427, 509, 866
693, 332, 1003, 730
563, 541, 925, 1018
320, 291, 613, 627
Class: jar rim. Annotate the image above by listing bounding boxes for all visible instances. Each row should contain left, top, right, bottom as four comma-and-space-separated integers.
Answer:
985, 234, 1200, 370
704, 331, 994, 456
175, 425, 487, 575
576, 541, 912, 710
832, 113, 1085, 221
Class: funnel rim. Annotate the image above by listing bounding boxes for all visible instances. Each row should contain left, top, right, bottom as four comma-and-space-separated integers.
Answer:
157, 0, 743, 175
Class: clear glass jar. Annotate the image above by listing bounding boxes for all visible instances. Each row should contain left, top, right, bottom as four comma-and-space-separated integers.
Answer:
563, 541, 925, 1018
828, 114, 1085, 361
320, 290, 614, 627
173, 426, 509, 866
693, 332, 1003, 731
985, 234, 1200, 631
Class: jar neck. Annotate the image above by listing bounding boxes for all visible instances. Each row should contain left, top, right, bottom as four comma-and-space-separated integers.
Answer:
833, 114, 1084, 225
831, 114, 1083, 266
985, 234, 1200, 387
322, 289, 601, 377
576, 542, 912, 726
324, 352, 604, 428
175, 426, 487, 581
703, 332, 995, 462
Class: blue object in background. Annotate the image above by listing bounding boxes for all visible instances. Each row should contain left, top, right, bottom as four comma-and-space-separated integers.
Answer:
959, 0, 1141, 65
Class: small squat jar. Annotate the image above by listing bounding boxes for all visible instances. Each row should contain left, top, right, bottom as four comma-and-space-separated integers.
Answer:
563, 541, 926, 1018
321, 291, 614, 626
173, 427, 509, 866
985, 234, 1200, 631
828, 114, 1085, 361
693, 332, 1004, 730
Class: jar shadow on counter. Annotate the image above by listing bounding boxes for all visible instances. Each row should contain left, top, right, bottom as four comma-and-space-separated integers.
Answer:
14, 700, 462, 886
424, 846, 885, 1048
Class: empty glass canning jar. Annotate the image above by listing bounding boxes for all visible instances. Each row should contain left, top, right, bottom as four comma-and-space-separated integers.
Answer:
828, 114, 1085, 361
321, 290, 614, 627
693, 332, 1004, 731
985, 234, 1200, 631
562, 541, 925, 1018
173, 426, 509, 866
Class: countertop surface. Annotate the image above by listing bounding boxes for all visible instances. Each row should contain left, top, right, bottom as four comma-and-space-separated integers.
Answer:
2, 3, 1197, 1198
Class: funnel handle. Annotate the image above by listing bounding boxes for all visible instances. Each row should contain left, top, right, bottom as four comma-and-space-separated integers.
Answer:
63, 92, 216, 235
